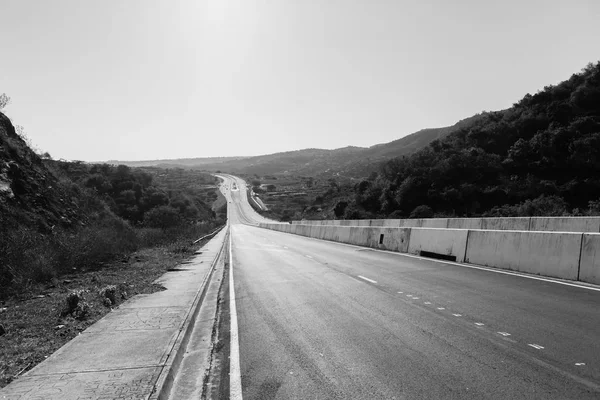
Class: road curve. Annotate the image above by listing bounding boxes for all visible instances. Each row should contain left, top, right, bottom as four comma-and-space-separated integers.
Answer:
217, 174, 600, 400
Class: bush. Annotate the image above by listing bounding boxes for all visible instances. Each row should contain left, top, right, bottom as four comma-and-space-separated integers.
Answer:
98, 285, 117, 306
143, 206, 181, 229
388, 210, 404, 218
484, 195, 569, 217
409, 205, 434, 219
62, 290, 90, 320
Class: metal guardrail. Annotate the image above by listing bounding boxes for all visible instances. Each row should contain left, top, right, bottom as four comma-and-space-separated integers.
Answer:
193, 225, 225, 244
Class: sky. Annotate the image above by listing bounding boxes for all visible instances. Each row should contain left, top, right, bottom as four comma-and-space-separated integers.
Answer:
1, 0, 599, 162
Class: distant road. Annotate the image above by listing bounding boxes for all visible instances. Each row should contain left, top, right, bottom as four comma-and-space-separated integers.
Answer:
218, 174, 600, 399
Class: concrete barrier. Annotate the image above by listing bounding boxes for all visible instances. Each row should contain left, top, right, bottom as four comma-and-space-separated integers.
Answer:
447, 218, 482, 230
530, 217, 600, 233
420, 219, 449, 228
480, 217, 531, 231
381, 219, 402, 227
407, 228, 469, 262
293, 217, 600, 233
579, 233, 600, 285
465, 230, 582, 280
260, 222, 600, 285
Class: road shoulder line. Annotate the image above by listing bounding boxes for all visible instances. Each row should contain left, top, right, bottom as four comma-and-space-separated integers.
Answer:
229, 226, 243, 400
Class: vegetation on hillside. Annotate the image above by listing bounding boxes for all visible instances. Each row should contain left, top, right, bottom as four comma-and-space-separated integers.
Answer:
0, 110, 223, 298
324, 62, 600, 219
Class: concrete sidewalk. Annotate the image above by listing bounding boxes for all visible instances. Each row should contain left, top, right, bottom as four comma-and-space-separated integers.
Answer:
0, 228, 228, 400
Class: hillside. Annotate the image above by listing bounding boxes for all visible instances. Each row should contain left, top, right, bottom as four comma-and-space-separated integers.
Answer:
0, 112, 86, 233
114, 117, 484, 177
106, 156, 246, 168
0, 111, 223, 296
330, 62, 600, 220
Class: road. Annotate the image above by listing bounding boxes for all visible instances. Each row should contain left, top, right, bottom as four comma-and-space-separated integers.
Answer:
217, 174, 600, 399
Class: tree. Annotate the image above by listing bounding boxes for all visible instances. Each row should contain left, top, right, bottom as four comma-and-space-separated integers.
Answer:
0, 93, 10, 110
333, 201, 348, 218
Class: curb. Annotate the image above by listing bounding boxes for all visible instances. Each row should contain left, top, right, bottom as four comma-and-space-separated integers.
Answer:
150, 226, 229, 400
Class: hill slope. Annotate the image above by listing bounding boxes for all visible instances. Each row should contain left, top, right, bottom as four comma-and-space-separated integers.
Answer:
336, 62, 600, 219
114, 116, 484, 177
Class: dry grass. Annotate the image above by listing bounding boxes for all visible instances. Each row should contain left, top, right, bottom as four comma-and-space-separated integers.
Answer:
0, 236, 213, 389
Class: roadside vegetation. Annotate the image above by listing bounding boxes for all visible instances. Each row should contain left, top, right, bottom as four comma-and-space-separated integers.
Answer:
238, 62, 600, 222
1, 160, 224, 298
280, 61, 600, 221
0, 107, 225, 387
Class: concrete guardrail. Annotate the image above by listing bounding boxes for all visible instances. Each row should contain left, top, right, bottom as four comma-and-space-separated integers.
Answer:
293, 216, 600, 233
259, 223, 600, 286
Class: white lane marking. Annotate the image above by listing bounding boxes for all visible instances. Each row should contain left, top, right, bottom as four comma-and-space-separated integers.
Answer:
575, 363, 586, 366
528, 344, 544, 350
406, 294, 413, 297
452, 313, 462, 317
229, 229, 243, 400
437, 307, 445, 310
412, 297, 420, 300
497, 332, 511, 337
397, 291, 403, 294
424, 302, 431, 305
305, 255, 313, 259
283, 234, 600, 292
475, 322, 485, 326
283, 246, 289, 249
358, 275, 377, 284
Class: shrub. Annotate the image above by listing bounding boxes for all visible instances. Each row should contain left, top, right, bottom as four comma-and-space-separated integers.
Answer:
143, 206, 181, 229
98, 285, 117, 306
409, 205, 434, 219
62, 290, 90, 319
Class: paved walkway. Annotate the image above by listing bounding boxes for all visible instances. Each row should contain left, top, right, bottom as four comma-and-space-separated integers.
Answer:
0, 228, 227, 400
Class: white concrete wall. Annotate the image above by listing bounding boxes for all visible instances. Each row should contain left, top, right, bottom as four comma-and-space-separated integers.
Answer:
579, 233, 600, 285
420, 219, 449, 228
260, 222, 599, 284
480, 217, 531, 231
465, 230, 582, 280
530, 217, 600, 233
407, 228, 469, 262
447, 218, 483, 230
293, 217, 600, 233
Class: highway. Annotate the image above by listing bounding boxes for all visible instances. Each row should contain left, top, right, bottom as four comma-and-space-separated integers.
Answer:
217, 174, 600, 399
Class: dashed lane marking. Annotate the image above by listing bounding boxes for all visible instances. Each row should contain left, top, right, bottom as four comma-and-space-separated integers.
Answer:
575, 363, 586, 366
289, 235, 600, 293
412, 297, 420, 300
475, 323, 485, 326
437, 307, 445, 310
397, 291, 403, 294
424, 302, 431, 305
528, 344, 544, 350
305, 255, 313, 259
497, 332, 511, 337
452, 313, 462, 317
357, 275, 377, 284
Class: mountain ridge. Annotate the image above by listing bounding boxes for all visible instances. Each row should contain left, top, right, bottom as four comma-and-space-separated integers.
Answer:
111, 116, 485, 177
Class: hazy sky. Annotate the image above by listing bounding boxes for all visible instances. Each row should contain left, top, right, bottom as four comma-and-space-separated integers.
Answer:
1, 0, 599, 161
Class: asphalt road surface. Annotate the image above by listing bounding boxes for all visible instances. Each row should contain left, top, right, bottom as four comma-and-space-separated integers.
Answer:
217, 174, 600, 400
